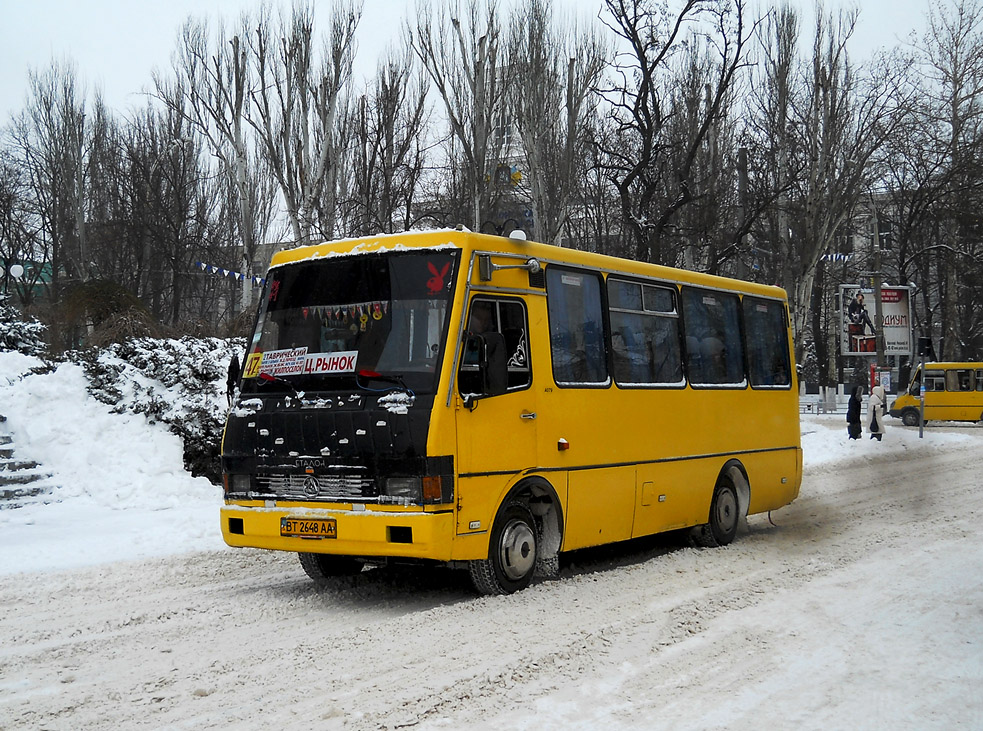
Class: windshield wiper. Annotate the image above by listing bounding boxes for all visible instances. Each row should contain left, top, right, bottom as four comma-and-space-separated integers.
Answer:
258, 372, 304, 400
356, 369, 414, 396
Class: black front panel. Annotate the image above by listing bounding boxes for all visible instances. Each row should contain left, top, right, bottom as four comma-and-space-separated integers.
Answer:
222, 392, 450, 503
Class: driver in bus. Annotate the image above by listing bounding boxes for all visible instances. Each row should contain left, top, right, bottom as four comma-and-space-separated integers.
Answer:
468, 302, 494, 335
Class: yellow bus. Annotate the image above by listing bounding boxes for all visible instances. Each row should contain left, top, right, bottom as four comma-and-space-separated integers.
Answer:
221, 229, 802, 594
890, 362, 983, 426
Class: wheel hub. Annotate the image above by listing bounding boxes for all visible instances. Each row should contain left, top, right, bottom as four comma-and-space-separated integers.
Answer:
499, 519, 536, 580
715, 488, 737, 530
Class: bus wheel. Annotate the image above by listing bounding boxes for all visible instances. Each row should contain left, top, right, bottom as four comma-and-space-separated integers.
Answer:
298, 552, 363, 582
469, 502, 538, 595
692, 477, 739, 548
902, 409, 919, 427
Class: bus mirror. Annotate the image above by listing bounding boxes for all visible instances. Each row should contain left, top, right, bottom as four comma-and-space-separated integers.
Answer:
478, 254, 543, 282
479, 255, 494, 282
459, 334, 508, 403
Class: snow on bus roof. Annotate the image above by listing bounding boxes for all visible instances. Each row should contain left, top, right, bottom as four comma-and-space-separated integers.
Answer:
269, 234, 463, 269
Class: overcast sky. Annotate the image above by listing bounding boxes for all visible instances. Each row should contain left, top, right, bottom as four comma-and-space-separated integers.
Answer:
0, 0, 929, 119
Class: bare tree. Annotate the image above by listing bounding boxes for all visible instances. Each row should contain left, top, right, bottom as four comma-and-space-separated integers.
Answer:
505, 0, 606, 244
0, 146, 37, 305
409, 0, 506, 230
249, 1, 361, 243
565, 111, 628, 255
914, 0, 983, 359
742, 3, 909, 377
743, 3, 800, 287
345, 45, 430, 235
599, 0, 755, 265
7, 59, 96, 340
155, 15, 267, 312
787, 7, 908, 372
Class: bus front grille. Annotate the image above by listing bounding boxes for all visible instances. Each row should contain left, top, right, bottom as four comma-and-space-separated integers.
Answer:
254, 474, 374, 501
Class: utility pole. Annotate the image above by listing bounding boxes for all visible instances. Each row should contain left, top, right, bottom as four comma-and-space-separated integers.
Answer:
871, 214, 884, 368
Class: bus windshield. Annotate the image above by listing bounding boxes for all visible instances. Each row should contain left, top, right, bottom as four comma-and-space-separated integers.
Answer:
241, 250, 459, 395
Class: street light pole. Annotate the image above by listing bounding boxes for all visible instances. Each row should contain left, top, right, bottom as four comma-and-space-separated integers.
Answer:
1, 263, 25, 301
871, 213, 884, 369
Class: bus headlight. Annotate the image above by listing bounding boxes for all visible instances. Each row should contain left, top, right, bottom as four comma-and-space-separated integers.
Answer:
224, 473, 252, 495
385, 477, 421, 502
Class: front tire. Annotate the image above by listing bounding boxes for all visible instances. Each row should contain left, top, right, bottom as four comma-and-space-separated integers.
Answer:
298, 552, 363, 582
692, 477, 739, 548
470, 502, 538, 595
901, 409, 919, 427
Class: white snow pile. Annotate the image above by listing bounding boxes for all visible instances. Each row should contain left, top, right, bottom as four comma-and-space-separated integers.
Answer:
0, 338, 241, 574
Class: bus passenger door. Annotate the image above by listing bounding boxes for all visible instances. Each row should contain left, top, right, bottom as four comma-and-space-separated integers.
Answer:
454, 297, 538, 533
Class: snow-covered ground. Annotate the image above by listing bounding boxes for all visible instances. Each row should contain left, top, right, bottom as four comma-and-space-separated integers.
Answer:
1, 350, 981, 729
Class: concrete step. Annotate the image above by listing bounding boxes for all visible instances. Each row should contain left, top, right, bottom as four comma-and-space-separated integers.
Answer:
1, 458, 41, 472
0, 468, 51, 487
0, 484, 53, 508
0, 447, 13, 459
0, 435, 11, 446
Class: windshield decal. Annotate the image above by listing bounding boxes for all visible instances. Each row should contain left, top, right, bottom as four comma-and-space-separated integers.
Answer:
427, 262, 451, 295
244, 347, 359, 378
243, 347, 308, 378
303, 351, 358, 375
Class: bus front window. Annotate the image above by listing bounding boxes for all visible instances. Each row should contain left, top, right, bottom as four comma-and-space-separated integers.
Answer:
241, 251, 458, 395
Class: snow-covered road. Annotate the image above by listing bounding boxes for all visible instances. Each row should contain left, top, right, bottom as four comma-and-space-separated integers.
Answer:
2, 416, 981, 730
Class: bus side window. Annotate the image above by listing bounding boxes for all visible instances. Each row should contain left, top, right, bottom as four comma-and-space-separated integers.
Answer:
977, 370, 983, 391
607, 278, 683, 387
743, 297, 791, 388
944, 369, 972, 391
546, 268, 608, 386
956, 370, 972, 391
681, 287, 745, 386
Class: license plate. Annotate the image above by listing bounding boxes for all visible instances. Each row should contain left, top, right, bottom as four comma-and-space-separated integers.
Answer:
280, 517, 337, 539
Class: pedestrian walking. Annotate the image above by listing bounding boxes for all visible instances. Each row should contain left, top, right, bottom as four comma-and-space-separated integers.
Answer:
846, 385, 863, 440
868, 383, 886, 441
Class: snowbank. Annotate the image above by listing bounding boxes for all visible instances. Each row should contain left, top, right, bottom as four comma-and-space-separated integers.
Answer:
0, 354, 225, 574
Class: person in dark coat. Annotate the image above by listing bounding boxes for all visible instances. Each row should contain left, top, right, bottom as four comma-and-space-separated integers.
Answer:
846, 385, 863, 440
226, 353, 241, 406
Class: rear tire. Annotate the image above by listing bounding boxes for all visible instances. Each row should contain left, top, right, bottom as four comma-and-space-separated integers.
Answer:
298, 552, 363, 582
692, 476, 739, 548
470, 502, 538, 595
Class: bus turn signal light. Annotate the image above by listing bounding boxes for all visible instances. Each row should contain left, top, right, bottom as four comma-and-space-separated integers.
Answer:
557, 438, 569, 451
422, 476, 443, 502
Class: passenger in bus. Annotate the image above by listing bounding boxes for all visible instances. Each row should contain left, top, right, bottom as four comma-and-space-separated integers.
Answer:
702, 336, 727, 382
846, 385, 862, 440
868, 384, 886, 441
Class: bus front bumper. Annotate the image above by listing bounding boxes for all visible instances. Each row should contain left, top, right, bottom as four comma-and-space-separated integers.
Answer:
221, 503, 457, 561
